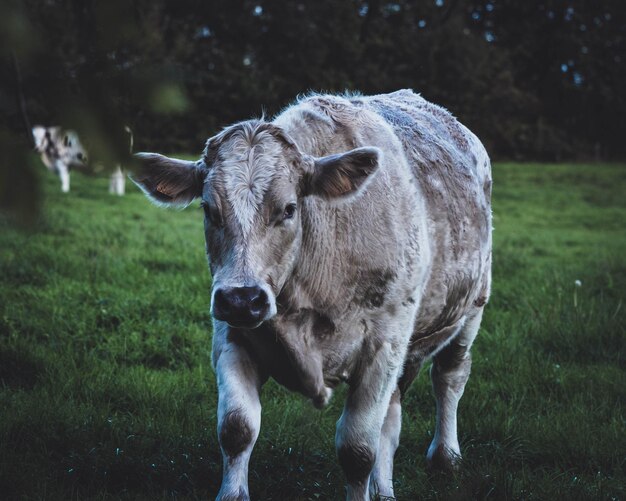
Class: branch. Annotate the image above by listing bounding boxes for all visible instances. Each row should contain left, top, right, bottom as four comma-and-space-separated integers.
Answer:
12, 51, 35, 148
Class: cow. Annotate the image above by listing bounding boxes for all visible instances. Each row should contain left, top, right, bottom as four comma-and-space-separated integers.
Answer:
32, 125, 131, 195
132, 89, 492, 501
32, 126, 87, 193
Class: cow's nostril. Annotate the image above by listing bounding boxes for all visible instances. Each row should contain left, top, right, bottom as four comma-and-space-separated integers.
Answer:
213, 289, 231, 316
250, 288, 268, 312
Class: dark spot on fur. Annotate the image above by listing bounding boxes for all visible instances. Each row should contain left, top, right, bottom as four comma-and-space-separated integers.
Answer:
398, 358, 424, 398
281, 307, 336, 339
413, 276, 475, 337
338, 442, 375, 483
219, 410, 252, 458
355, 269, 396, 309
235, 323, 309, 395
312, 310, 335, 338
474, 295, 487, 307
483, 178, 492, 199
360, 318, 369, 335
434, 339, 470, 372
410, 322, 464, 360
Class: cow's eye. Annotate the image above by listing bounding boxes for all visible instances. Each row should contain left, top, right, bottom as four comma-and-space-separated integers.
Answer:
283, 203, 297, 220
201, 201, 221, 226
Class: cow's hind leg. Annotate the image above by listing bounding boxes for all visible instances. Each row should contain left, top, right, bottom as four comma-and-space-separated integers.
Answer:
427, 309, 483, 470
109, 165, 125, 195
370, 388, 401, 499
215, 344, 264, 501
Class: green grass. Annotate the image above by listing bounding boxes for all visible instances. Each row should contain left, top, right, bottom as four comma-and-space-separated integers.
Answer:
1, 163, 625, 500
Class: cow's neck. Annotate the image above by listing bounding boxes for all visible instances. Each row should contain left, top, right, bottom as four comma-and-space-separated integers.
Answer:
279, 118, 375, 313
280, 200, 351, 314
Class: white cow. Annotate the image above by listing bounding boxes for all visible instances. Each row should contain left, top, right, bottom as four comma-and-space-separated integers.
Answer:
32, 125, 131, 195
133, 90, 492, 500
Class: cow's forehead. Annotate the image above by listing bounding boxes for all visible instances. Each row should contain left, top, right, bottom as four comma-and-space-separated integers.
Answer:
206, 126, 295, 234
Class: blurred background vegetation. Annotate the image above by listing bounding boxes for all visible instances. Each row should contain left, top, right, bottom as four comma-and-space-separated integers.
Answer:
1, 2, 625, 498
1, 0, 625, 221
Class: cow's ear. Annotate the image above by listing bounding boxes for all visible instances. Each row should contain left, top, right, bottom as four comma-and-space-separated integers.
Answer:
305, 147, 381, 200
131, 153, 208, 207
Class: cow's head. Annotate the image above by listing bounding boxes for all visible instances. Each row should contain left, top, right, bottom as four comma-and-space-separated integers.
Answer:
133, 120, 380, 329
32, 126, 88, 169
60, 130, 88, 168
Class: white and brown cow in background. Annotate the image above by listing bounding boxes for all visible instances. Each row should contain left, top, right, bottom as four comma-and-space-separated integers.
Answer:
32, 125, 131, 195
133, 89, 492, 501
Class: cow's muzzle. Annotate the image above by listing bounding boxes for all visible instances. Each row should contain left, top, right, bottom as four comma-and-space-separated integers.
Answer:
212, 285, 270, 329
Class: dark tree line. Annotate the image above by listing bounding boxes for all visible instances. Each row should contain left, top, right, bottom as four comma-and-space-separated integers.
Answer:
1, 0, 624, 219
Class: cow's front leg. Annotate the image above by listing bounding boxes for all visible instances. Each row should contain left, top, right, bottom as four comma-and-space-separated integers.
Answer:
215, 343, 264, 501
336, 338, 405, 501
370, 388, 401, 499
56, 160, 70, 193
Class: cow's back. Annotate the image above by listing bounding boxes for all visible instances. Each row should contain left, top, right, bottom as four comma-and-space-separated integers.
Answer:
364, 90, 492, 345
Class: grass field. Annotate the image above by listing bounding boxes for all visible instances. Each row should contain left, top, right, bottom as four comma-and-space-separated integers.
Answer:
1, 163, 625, 500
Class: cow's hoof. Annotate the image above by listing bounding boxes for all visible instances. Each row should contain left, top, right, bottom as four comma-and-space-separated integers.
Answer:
425, 444, 462, 472
216, 487, 250, 501
369, 481, 396, 500
312, 386, 332, 408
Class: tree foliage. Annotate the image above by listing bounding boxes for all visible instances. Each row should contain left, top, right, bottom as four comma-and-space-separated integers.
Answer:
1, 0, 624, 219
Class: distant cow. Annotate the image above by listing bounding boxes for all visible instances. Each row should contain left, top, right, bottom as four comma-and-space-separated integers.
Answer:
32, 125, 131, 195
133, 90, 492, 500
